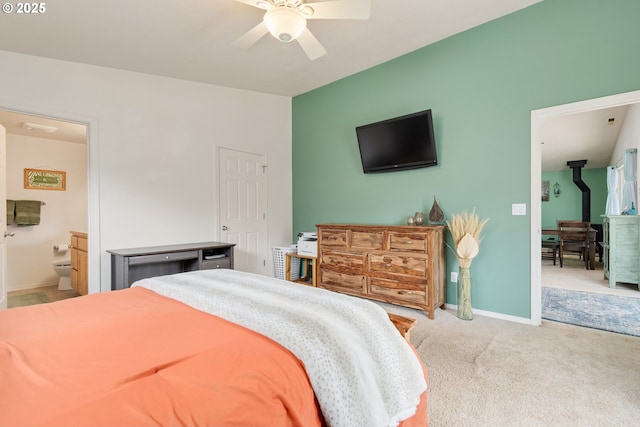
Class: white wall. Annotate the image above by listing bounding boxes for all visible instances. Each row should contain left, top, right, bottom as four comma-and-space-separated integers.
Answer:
610, 103, 640, 163
6, 134, 87, 291
0, 50, 293, 292
610, 103, 640, 210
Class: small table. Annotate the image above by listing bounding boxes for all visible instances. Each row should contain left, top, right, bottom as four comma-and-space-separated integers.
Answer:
285, 253, 317, 287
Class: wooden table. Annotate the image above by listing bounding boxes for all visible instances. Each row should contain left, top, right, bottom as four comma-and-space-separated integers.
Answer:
285, 253, 317, 287
542, 228, 596, 270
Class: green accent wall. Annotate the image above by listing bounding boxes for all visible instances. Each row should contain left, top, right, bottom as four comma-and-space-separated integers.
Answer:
541, 168, 608, 229
292, 0, 640, 318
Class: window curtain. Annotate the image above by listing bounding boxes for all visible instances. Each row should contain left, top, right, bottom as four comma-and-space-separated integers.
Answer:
621, 148, 638, 213
605, 166, 621, 215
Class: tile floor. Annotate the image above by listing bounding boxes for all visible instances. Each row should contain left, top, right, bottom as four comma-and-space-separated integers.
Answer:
8, 285, 80, 308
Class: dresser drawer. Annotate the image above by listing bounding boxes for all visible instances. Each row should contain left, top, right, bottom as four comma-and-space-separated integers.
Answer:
319, 269, 366, 294
202, 258, 232, 270
128, 250, 199, 266
388, 232, 428, 252
352, 231, 384, 250
369, 254, 428, 277
319, 229, 348, 247
321, 250, 366, 271
369, 277, 427, 306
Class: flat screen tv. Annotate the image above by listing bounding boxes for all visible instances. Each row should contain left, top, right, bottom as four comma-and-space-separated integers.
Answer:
355, 109, 437, 173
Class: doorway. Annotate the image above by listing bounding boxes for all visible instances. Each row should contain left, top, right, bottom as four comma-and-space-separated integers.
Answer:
0, 105, 99, 308
530, 89, 640, 325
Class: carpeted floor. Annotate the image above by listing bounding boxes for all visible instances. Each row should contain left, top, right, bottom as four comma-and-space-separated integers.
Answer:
542, 286, 640, 337
377, 302, 640, 427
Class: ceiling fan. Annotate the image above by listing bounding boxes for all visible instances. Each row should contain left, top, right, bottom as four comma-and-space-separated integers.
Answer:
232, 0, 371, 60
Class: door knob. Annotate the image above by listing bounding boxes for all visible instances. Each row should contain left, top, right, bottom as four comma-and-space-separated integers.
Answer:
222, 225, 229, 231
4, 231, 15, 237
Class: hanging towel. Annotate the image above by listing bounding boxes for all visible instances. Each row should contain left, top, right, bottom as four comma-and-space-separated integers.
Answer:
15, 200, 41, 226
6, 200, 15, 225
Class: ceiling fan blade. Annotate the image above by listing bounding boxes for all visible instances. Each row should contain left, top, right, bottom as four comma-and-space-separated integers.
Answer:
232, 0, 269, 9
233, 22, 269, 49
297, 28, 327, 60
305, 0, 370, 20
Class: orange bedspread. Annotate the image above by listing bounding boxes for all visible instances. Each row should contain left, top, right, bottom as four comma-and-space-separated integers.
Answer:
0, 287, 322, 426
0, 287, 427, 427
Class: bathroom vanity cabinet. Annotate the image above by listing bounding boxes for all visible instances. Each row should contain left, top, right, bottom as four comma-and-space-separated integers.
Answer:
108, 242, 235, 290
70, 231, 88, 296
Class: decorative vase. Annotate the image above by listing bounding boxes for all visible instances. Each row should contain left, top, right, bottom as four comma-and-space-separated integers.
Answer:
407, 216, 415, 226
428, 196, 444, 224
457, 266, 473, 320
414, 211, 424, 226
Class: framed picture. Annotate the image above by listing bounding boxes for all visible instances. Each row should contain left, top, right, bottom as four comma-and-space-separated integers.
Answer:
24, 168, 66, 191
541, 180, 549, 202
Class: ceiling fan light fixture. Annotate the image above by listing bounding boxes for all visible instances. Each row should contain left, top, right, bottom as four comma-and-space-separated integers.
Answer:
263, 7, 306, 42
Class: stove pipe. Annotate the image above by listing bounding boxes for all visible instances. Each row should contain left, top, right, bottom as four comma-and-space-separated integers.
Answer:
567, 160, 590, 222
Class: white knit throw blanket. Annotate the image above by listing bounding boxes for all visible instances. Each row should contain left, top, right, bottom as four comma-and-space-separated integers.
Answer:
133, 269, 426, 427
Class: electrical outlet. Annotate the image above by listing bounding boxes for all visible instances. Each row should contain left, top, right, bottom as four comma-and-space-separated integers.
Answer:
450, 271, 458, 283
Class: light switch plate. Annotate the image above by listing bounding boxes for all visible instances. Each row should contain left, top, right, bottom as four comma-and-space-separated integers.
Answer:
512, 203, 527, 215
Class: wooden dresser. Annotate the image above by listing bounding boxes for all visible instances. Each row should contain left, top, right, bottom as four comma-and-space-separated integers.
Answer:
70, 231, 88, 296
316, 224, 446, 319
603, 215, 640, 289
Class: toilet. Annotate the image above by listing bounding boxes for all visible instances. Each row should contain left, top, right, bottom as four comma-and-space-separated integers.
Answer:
52, 259, 72, 291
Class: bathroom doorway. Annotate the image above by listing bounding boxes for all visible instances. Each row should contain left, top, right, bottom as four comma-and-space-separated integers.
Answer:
0, 109, 88, 307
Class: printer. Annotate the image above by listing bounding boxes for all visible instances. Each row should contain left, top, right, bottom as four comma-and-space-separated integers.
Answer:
297, 232, 318, 257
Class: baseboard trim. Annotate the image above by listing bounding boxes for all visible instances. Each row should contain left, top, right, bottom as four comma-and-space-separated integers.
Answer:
444, 303, 536, 326
8, 281, 59, 293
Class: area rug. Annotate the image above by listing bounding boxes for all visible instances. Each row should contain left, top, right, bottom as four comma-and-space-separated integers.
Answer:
8, 292, 50, 308
542, 287, 640, 337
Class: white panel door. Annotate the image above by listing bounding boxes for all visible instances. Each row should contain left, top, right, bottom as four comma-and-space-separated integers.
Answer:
219, 148, 268, 275
1, 125, 7, 309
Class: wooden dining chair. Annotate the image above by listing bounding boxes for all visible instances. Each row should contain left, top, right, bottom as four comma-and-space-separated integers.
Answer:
557, 220, 591, 269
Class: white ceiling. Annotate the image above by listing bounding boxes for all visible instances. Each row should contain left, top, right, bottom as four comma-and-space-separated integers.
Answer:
540, 105, 630, 172
0, 0, 541, 97
0, 0, 631, 170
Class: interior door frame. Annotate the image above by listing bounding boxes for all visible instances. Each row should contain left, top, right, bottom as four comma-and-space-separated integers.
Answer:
0, 100, 101, 294
530, 89, 640, 325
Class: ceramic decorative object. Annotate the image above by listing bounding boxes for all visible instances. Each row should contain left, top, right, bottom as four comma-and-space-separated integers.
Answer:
407, 216, 415, 226
429, 196, 444, 224
414, 211, 424, 226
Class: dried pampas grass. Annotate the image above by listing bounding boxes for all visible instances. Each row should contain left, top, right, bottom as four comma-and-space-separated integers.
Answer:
446, 209, 488, 267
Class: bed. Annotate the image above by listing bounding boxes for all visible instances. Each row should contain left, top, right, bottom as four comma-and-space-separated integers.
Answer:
0, 269, 428, 427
